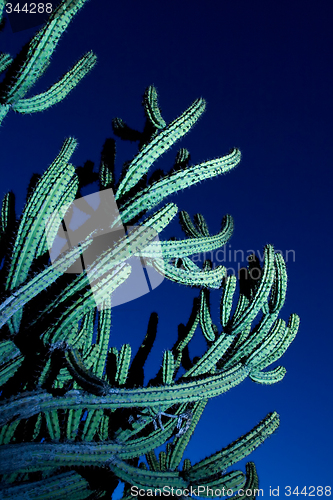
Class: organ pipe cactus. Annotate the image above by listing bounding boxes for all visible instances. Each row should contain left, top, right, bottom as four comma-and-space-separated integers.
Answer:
0, 3, 300, 499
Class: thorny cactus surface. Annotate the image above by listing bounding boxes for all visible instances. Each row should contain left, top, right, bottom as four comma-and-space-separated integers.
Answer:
0, 1, 300, 498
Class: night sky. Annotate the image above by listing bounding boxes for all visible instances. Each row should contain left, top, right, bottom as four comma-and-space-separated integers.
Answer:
1, 0, 332, 497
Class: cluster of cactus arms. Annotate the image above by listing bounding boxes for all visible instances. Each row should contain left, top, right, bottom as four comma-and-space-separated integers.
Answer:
0, 1, 300, 498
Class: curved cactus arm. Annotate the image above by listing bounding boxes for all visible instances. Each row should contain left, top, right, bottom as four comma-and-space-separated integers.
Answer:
99, 138, 116, 190
143, 86, 166, 130
167, 400, 207, 470
179, 210, 201, 238
268, 253, 288, 313
44, 410, 61, 440
232, 462, 259, 500
6, 137, 78, 291
249, 366, 286, 385
0, 191, 16, 236
146, 449, 160, 471
0, 340, 20, 365
118, 149, 241, 224
0, 420, 20, 445
140, 214, 233, 261
107, 456, 188, 490
0, 0, 90, 106
0, 471, 92, 500
93, 301, 112, 378
199, 289, 216, 342
173, 300, 199, 373
81, 408, 104, 441
220, 275, 237, 328
148, 258, 225, 288
0, 53, 13, 75
0, 0, 5, 25
0, 365, 249, 426
12, 51, 97, 114
65, 346, 112, 395
66, 408, 83, 440
115, 344, 132, 386
245, 319, 286, 369
186, 412, 279, 481
229, 245, 275, 334
223, 311, 280, 370
162, 350, 175, 385
183, 332, 234, 378
0, 352, 24, 386
193, 213, 210, 237
0, 239, 92, 331
249, 313, 300, 372
115, 97, 206, 200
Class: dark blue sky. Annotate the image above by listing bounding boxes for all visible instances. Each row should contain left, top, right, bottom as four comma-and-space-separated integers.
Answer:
1, 0, 333, 497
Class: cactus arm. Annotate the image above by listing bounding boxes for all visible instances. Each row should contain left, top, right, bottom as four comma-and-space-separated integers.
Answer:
65, 347, 110, 396
249, 366, 287, 384
93, 302, 111, 378
149, 258, 225, 288
66, 408, 83, 440
269, 253, 288, 313
230, 245, 275, 334
44, 410, 61, 441
81, 408, 104, 441
0, 54, 13, 75
146, 449, 160, 471
115, 97, 206, 200
118, 149, 241, 223
143, 86, 166, 130
249, 313, 300, 372
107, 456, 188, 490
183, 332, 234, 378
220, 275, 237, 328
186, 412, 279, 480
199, 288, 216, 342
179, 210, 201, 238
193, 213, 210, 237
0, 420, 20, 445
162, 350, 175, 385
230, 462, 259, 500
0, 0, 5, 25
167, 400, 207, 470
12, 51, 97, 114
0, 353, 24, 386
115, 344, 132, 386
245, 319, 286, 369
141, 214, 233, 261
0, 365, 249, 426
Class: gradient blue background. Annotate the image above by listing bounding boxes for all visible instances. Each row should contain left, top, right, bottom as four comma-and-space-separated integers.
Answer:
1, 1, 332, 497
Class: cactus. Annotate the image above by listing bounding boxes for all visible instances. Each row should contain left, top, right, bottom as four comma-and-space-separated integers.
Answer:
0, 3, 300, 499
